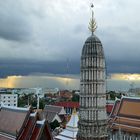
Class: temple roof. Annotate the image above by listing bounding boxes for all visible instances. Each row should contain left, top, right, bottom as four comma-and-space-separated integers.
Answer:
108, 96, 140, 134
44, 105, 66, 115
0, 105, 30, 137
67, 108, 78, 128
44, 111, 62, 123
0, 133, 15, 140
0, 105, 53, 140
109, 98, 120, 118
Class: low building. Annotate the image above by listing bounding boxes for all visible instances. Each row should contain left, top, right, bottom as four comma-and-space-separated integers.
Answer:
44, 88, 59, 95
0, 94, 18, 107
108, 96, 140, 140
59, 90, 73, 100
55, 108, 78, 140
0, 104, 53, 140
55, 101, 79, 114
55, 101, 113, 115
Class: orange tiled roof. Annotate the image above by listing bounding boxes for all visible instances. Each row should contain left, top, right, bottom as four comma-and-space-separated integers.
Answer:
108, 96, 140, 133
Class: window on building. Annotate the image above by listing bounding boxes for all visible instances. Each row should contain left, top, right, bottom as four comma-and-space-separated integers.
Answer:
8, 104, 10, 106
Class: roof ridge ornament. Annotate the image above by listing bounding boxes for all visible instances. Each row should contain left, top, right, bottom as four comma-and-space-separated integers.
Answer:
88, 3, 97, 35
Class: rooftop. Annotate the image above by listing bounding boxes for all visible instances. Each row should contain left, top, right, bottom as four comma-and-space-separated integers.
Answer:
108, 96, 140, 134
0, 105, 53, 140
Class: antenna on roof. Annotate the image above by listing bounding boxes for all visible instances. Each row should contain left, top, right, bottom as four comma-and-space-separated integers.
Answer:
66, 58, 70, 90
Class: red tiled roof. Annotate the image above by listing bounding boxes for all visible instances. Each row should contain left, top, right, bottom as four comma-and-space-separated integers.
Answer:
55, 101, 79, 108
17, 113, 37, 140
30, 124, 40, 140
30, 120, 53, 140
17, 115, 53, 140
106, 104, 113, 114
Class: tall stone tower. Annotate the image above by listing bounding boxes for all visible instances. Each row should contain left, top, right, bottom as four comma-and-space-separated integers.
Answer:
77, 4, 108, 140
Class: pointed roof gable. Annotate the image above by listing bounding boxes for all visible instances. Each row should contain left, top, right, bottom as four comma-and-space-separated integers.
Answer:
67, 108, 78, 129
17, 112, 37, 140
109, 98, 120, 118
55, 109, 78, 140
30, 119, 53, 140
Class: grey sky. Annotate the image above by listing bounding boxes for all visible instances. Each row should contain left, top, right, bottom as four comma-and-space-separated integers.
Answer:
0, 0, 140, 76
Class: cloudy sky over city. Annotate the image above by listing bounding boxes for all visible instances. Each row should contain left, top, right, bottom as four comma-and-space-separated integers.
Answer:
0, 0, 140, 89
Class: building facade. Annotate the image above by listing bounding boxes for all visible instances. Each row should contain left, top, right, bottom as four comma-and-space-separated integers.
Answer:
77, 5, 108, 140
0, 94, 18, 107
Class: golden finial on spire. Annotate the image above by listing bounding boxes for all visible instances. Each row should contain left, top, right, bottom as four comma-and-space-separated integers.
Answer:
88, 3, 97, 35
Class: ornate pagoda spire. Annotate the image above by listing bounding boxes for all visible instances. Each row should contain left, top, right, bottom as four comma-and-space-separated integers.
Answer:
88, 3, 97, 35
77, 3, 108, 140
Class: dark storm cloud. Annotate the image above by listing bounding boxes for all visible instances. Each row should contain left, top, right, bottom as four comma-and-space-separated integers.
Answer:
0, 0, 140, 77
0, 59, 80, 78
106, 60, 140, 74
1, 58, 140, 78
0, 19, 31, 42
0, 1, 33, 42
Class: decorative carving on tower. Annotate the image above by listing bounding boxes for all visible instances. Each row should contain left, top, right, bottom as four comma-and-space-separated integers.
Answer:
77, 4, 108, 140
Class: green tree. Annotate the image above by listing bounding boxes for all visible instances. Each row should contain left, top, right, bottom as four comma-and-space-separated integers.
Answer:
72, 94, 79, 102
50, 120, 60, 130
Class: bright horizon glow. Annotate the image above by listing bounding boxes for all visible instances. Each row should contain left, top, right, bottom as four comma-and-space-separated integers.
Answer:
0, 75, 79, 89
0, 73, 140, 90
110, 73, 140, 81
0, 76, 22, 88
